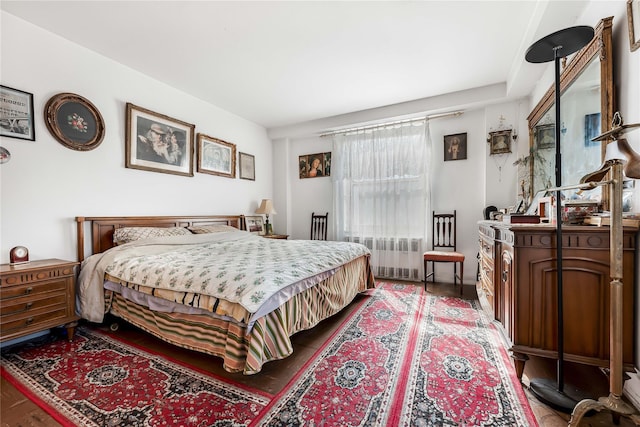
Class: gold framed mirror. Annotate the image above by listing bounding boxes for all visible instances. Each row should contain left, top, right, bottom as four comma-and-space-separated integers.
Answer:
526, 16, 614, 208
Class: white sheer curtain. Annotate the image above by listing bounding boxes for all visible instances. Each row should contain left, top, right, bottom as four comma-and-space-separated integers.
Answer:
331, 120, 431, 281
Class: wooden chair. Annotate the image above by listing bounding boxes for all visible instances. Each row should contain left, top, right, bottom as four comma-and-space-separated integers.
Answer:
310, 212, 328, 240
423, 210, 464, 295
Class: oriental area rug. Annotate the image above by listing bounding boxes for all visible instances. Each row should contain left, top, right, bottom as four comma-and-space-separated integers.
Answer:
1, 327, 271, 427
254, 282, 537, 426
2, 282, 537, 427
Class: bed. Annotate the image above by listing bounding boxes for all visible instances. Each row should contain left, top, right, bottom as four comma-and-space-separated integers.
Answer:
75, 215, 374, 374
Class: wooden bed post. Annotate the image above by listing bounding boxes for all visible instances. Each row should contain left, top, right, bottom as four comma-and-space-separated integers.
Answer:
76, 216, 85, 263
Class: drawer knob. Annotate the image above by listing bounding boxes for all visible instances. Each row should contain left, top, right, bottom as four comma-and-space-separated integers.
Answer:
25, 287, 33, 295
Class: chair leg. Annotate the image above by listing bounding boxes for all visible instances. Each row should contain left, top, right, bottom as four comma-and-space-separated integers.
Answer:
459, 262, 464, 296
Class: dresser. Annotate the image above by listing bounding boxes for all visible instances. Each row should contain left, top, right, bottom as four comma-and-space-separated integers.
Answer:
1, 259, 80, 342
477, 222, 636, 378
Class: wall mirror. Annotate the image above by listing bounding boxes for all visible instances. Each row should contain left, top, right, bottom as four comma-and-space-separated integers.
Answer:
526, 17, 614, 208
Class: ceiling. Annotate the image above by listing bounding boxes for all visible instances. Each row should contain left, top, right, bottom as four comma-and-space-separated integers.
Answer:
1, 1, 590, 131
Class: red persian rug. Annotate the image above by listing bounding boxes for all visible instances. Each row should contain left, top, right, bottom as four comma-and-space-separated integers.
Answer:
254, 282, 537, 426
1, 327, 271, 426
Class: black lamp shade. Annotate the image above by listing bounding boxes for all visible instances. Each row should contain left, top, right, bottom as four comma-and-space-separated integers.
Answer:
525, 26, 594, 63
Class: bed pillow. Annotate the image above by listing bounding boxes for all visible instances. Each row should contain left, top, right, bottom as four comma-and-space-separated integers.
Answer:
188, 224, 239, 234
113, 226, 191, 245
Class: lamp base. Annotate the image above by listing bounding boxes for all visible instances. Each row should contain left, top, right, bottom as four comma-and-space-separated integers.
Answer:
265, 222, 273, 235
529, 378, 591, 413
569, 394, 637, 426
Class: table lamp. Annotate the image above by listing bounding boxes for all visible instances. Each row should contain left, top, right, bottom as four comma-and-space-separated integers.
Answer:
255, 199, 276, 235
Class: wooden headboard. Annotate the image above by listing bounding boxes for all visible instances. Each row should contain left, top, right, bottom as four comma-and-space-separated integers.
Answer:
76, 215, 245, 262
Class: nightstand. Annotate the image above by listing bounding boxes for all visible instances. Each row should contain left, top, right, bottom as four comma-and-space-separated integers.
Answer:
262, 234, 289, 240
1, 259, 80, 342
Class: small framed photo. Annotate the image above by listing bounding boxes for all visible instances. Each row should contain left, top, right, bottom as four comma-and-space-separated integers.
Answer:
628, 0, 640, 52
584, 113, 601, 147
44, 92, 105, 151
239, 152, 255, 180
443, 133, 467, 161
125, 103, 194, 177
535, 124, 555, 149
197, 134, 236, 178
0, 85, 35, 141
299, 152, 331, 178
245, 215, 265, 235
489, 129, 512, 155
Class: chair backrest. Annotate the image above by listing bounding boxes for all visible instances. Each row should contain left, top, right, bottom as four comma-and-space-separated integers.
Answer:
432, 210, 457, 251
311, 212, 328, 240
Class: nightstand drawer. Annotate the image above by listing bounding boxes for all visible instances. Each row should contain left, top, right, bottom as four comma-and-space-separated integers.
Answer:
1, 306, 68, 336
1, 292, 67, 317
0, 279, 67, 301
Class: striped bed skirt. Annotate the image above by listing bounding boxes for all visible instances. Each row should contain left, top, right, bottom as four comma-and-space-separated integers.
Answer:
105, 255, 375, 374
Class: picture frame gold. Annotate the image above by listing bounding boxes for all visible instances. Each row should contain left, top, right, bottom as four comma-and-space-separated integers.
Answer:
125, 103, 194, 177
628, 0, 640, 52
239, 152, 255, 181
489, 129, 512, 155
197, 133, 236, 178
45, 92, 104, 150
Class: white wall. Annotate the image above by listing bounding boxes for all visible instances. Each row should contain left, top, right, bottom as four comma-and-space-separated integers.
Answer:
0, 12, 273, 264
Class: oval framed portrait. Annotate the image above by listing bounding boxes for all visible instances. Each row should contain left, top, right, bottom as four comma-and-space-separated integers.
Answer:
44, 93, 105, 151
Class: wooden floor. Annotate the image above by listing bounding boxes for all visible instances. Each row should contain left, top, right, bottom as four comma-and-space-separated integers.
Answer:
1, 281, 638, 426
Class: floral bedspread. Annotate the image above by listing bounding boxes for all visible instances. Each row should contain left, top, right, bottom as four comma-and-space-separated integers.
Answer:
77, 231, 370, 323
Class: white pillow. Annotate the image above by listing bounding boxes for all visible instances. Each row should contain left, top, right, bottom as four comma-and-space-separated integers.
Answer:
113, 227, 191, 245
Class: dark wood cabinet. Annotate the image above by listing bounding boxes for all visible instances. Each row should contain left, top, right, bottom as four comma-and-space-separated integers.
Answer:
477, 222, 636, 378
1, 259, 79, 342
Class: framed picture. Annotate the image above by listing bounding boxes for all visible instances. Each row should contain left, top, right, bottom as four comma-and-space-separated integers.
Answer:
125, 103, 194, 177
489, 129, 512, 155
443, 133, 467, 161
0, 86, 35, 141
239, 152, 255, 180
584, 113, 601, 147
197, 133, 236, 178
535, 124, 555, 150
45, 93, 105, 151
244, 215, 265, 235
628, 0, 640, 52
299, 152, 331, 178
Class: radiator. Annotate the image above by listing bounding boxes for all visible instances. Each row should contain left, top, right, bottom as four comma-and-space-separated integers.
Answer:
345, 237, 423, 280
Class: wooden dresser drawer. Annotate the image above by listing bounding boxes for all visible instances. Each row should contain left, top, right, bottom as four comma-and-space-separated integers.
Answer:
1, 307, 68, 336
0, 259, 79, 342
1, 279, 67, 301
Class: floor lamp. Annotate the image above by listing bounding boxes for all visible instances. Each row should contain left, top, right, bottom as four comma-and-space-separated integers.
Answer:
525, 25, 595, 413
569, 117, 640, 425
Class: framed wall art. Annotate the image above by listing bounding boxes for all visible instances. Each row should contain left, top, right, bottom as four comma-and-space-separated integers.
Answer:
197, 133, 236, 178
239, 152, 255, 180
244, 215, 265, 235
443, 133, 467, 161
489, 129, 512, 155
45, 93, 105, 151
0, 86, 35, 141
299, 152, 331, 178
125, 103, 194, 177
535, 124, 555, 149
629, 0, 640, 52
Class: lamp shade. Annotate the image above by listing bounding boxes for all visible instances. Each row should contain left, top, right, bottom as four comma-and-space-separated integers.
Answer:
255, 199, 277, 215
